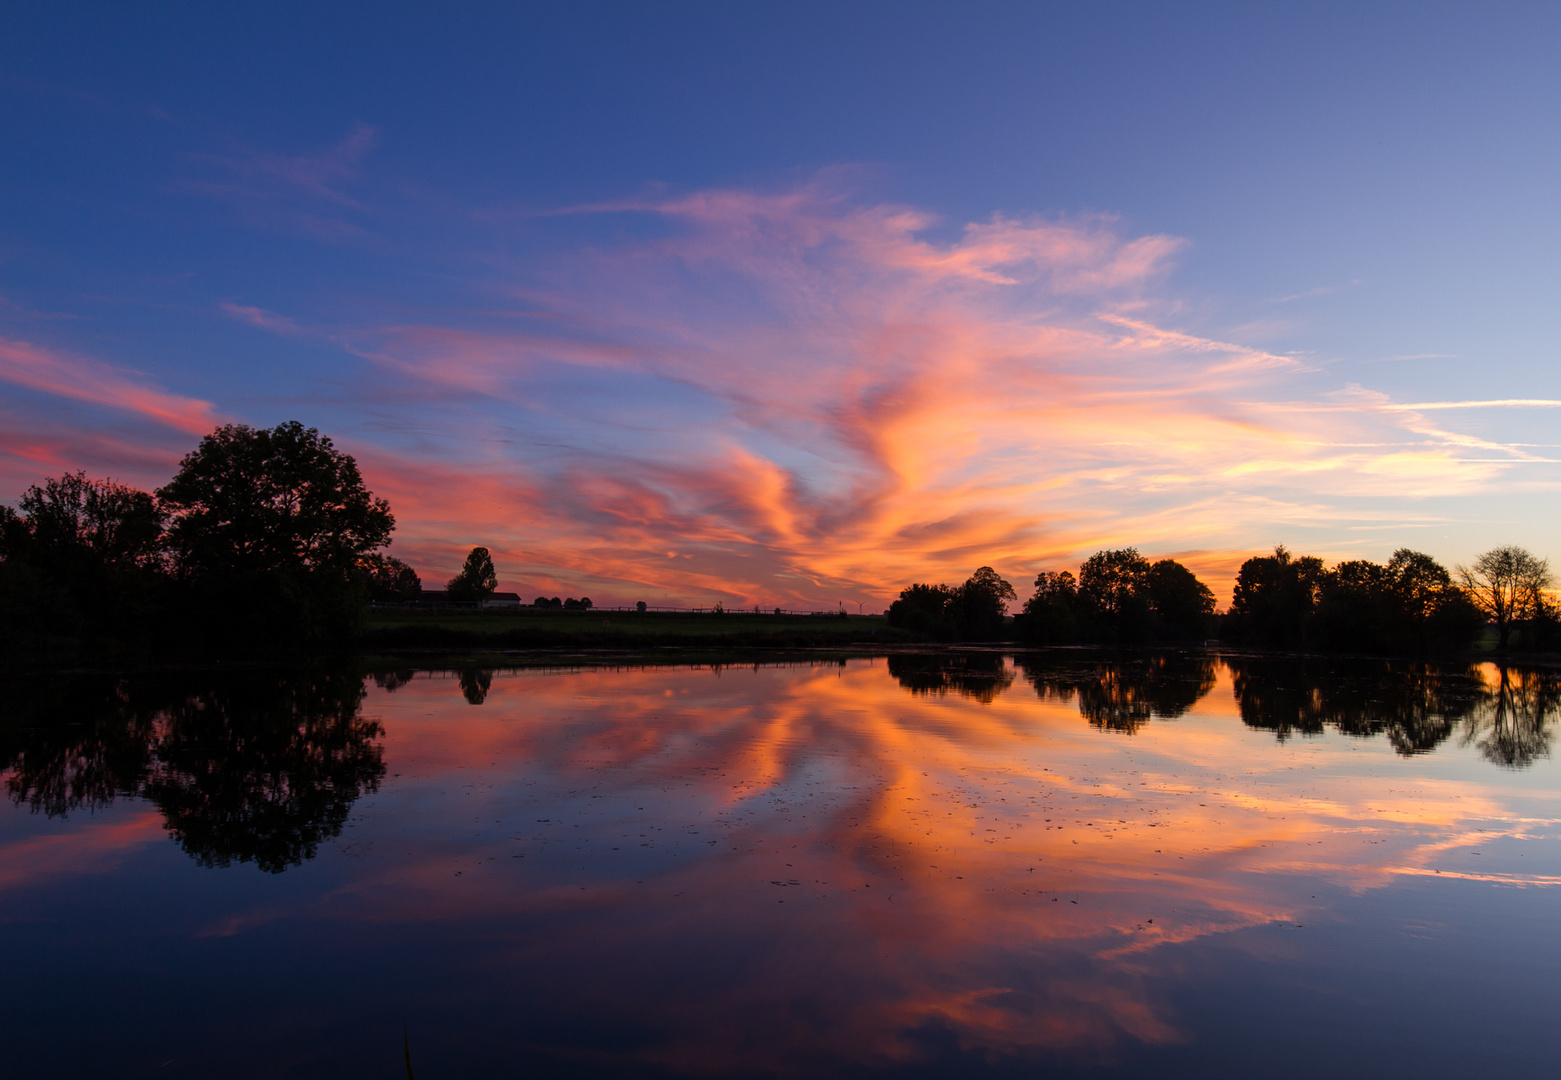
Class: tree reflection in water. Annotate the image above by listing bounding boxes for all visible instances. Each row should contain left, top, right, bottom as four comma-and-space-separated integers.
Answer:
458, 668, 494, 705
887, 652, 1014, 702
1226, 656, 1558, 765
0, 668, 384, 872
1014, 652, 1217, 733
886, 650, 1559, 766
1470, 665, 1560, 768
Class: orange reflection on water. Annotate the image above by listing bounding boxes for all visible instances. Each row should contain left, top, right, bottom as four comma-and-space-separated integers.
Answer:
313, 655, 1561, 1072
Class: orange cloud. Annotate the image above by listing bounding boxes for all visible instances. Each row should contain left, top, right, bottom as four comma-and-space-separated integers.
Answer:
9, 181, 1556, 605
325, 187, 1545, 604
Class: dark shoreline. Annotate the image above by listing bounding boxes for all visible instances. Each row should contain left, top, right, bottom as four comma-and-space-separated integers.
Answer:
8, 638, 1561, 679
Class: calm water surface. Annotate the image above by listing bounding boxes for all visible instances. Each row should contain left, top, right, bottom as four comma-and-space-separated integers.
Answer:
2, 652, 1559, 1078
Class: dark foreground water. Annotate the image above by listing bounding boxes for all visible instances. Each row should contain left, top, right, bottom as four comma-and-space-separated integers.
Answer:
2, 651, 1559, 1079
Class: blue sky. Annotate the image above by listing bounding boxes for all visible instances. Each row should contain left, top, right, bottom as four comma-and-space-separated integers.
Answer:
3, 2, 1559, 605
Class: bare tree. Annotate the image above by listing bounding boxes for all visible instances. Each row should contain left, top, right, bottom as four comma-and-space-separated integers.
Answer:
1457, 545, 1552, 649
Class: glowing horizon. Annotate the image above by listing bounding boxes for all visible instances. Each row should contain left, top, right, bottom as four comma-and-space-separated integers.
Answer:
4, 180, 1557, 608
5, 9, 1561, 609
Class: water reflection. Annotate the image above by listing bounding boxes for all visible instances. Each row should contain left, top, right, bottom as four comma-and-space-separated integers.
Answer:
1474, 665, 1560, 768
0, 668, 384, 872
1225, 656, 1557, 765
887, 651, 1014, 701
3, 654, 1560, 1078
320, 657, 1559, 1075
457, 667, 494, 705
1014, 652, 1218, 733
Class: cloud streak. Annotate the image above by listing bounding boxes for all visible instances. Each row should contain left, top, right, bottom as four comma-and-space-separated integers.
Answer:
0, 336, 219, 435
305, 185, 1556, 603
8, 178, 1560, 606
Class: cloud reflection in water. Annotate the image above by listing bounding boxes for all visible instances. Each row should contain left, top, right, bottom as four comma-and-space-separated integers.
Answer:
1, 654, 1558, 1075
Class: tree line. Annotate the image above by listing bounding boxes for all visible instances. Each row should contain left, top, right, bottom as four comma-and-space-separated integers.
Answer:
889, 543, 1556, 654
1, 421, 414, 652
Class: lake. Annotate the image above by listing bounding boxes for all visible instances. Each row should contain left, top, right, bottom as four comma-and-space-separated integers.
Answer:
2, 651, 1558, 1078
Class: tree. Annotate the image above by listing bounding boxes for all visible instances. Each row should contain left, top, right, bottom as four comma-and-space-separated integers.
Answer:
1385, 549, 1481, 652
888, 569, 1015, 640
1312, 558, 1392, 652
1145, 559, 1216, 641
19, 471, 165, 571
1020, 570, 1080, 643
948, 566, 1017, 639
3, 472, 168, 643
158, 422, 393, 579
1078, 548, 1152, 642
447, 546, 498, 602
360, 554, 421, 602
156, 422, 394, 641
1458, 545, 1553, 649
887, 582, 955, 637
1227, 546, 1328, 648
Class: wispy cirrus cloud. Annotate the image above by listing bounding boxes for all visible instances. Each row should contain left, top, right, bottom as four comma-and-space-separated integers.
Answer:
178, 124, 378, 241
17, 177, 1560, 607
213, 182, 1554, 605
0, 335, 218, 435
219, 302, 307, 336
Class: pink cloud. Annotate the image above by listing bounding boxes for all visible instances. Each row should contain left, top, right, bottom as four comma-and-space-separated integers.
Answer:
302, 183, 1559, 606
11, 178, 1554, 607
219, 302, 306, 336
0, 336, 219, 435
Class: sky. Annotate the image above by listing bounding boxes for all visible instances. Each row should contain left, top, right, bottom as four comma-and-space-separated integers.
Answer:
3, 1, 1560, 609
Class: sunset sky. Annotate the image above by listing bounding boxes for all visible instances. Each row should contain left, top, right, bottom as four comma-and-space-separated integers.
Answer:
4, 2, 1560, 608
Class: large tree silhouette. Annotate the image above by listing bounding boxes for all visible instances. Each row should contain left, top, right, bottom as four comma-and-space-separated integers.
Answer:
156, 421, 394, 641
1458, 546, 1553, 649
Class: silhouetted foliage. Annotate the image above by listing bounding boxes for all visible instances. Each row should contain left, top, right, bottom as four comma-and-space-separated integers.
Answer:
19, 470, 166, 571
0, 423, 404, 654
1019, 570, 1079, 644
1458, 545, 1554, 650
1077, 548, 1153, 641
949, 567, 1017, 639
362, 554, 422, 602
1226, 545, 1329, 648
1226, 546, 1481, 654
886, 583, 955, 637
886, 568, 1015, 641
1017, 552, 1213, 644
0, 472, 171, 647
1145, 559, 1217, 640
0, 667, 385, 871
447, 546, 498, 602
157, 421, 394, 643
